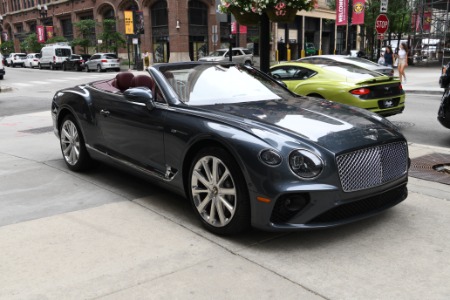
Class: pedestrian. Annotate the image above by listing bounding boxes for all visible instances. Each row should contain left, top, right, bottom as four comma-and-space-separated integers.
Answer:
383, 45, 394, 68
396, 42, 409, 83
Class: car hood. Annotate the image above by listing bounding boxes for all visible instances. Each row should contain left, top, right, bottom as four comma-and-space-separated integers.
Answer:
198, 97, 403, 153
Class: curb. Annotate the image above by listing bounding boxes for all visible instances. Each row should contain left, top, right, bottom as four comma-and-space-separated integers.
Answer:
405, 89, 443, 95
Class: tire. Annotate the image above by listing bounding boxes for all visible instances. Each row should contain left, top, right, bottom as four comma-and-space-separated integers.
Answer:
188, 146, 250, 235
59, 115, 93, 172
0, 75, 3, 80
97, 64, 102, 72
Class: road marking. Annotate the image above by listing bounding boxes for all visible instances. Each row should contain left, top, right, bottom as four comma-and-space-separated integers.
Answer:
29, 81, 51, 85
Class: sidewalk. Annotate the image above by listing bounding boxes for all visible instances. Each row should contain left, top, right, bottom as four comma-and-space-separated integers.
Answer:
1, 111, 450, 299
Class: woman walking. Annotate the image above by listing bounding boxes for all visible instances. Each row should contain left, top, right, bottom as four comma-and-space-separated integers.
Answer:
396, 43, 409, 83
384, 46, 394, 68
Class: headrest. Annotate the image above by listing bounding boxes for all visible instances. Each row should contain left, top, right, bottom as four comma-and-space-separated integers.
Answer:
114, 72, 134, 91
130, 75, 154, 90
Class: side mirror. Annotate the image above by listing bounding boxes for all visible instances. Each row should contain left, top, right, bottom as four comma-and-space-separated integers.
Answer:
123, 87, 155, 110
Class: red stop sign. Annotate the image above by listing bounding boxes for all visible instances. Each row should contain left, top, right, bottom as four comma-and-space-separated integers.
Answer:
376, 14, 389, 34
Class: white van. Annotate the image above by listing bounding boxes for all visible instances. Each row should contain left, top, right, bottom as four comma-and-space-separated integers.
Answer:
39, 43, 72, 70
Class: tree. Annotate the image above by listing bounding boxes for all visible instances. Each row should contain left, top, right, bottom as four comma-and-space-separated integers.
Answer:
71, 19, 96, 54
1, 40, 14, 54
97, 19, 126, 53
46, 36, 68, 44
20, 33, 43, 53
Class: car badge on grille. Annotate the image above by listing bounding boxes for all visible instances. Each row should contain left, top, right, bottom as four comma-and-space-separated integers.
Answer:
364, 129, 379, 141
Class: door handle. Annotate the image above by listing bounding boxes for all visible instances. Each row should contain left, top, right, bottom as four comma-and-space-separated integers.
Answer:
100, 109, 110, 117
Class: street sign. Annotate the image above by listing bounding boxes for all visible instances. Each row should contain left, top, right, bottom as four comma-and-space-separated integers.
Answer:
375, 14, 389, 35
380, 0, 388, 13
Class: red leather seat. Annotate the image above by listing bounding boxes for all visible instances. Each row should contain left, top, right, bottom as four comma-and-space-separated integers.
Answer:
112, 72, 134, 92
130, 75, 154, 90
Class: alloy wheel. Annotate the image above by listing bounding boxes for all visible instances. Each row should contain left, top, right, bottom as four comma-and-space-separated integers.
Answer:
60, 119, 80, 166
191, 155, 237, 228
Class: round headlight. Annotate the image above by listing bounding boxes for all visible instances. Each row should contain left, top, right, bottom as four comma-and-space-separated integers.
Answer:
289, 150, 323, 179
259, 149, 282, 166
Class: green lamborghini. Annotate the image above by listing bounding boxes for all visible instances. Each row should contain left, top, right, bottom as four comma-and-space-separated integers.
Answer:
269, 61, 405, 117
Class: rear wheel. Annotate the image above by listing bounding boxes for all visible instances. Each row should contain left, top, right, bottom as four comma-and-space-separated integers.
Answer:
188, 146, 250, 235
59, 115, 93, 172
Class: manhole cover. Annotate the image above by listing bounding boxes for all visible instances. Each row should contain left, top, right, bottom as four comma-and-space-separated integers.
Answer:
410, 153, 450, 185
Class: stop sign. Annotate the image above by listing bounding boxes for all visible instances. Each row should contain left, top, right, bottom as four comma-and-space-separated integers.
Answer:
375, 14, 389, 34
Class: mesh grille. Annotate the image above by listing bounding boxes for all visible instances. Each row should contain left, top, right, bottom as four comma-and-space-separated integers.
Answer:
336, 142, 408, 192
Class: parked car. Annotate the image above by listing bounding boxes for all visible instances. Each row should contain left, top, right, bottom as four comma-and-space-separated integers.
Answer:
51, 61, 409, 235
39, 43, 72, 70
0, 54, 5, 79
24, 53, 41, 68
85, 53, 120, 72
198, 47, 253, 65
62, 54, 86, 71
438, 62, 450, 128
269, 61, 405, 117
305, 42, 316, 56
5, 53, 27, 67
299, 55, 394, 77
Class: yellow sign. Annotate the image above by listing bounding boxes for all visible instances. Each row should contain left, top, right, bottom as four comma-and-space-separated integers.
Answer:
124, 11, 134, 35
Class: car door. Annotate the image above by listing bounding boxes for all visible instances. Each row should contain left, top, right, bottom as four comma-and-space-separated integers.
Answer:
92, 89, 167, 176
87, 54, 100, 70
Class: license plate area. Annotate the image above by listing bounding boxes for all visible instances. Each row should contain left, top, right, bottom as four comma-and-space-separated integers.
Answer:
378, 98, 400, 109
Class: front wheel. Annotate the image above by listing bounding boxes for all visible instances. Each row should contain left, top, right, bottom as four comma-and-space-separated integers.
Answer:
188, 147, 250, 235
59, 115, 93, 172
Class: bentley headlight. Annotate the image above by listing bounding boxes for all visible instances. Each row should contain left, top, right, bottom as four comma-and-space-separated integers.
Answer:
259, 149, 282, 166
289, 150, 323, 179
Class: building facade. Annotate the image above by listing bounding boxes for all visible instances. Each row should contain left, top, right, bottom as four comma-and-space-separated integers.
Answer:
0, 0, 336, 63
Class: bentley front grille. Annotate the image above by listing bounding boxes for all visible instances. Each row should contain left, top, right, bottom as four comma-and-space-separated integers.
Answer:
336, 142, 408, 192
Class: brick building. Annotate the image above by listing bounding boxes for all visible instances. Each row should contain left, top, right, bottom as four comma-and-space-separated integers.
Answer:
0, 0, 337, 63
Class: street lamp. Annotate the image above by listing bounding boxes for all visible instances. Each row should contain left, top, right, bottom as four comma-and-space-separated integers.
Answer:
37, 4, 48, 22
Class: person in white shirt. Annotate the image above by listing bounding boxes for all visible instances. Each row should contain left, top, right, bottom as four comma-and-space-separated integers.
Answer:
396, 42, 409, 83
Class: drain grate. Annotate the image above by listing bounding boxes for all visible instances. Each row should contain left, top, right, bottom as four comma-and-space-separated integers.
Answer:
410, 153, 450, 185
19, 126, 54, 134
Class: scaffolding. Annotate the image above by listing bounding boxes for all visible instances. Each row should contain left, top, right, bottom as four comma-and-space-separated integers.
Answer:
411, 0, 450, 65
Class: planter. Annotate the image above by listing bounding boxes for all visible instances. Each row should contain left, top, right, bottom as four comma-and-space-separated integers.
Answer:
229, 6, 261, 26
266, 5, 298, 23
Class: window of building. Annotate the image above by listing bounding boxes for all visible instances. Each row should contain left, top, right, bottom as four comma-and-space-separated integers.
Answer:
61, 19, 73, 41
151, 1, 167, 27
188, 0, 207, 26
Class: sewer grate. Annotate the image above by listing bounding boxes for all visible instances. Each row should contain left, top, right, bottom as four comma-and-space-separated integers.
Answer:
410, 153, 450, 185
19, 126, 54, 134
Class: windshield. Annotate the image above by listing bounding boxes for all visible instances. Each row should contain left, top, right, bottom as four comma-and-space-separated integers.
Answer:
344, 57, 379, 66
322, 64, 383, 80
207, 50, 227, 57
159, 64, 288, 105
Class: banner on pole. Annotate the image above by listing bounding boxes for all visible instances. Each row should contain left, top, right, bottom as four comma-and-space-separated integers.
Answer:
124, 10, 134, 35
336, 0, 348, 26
46, 26, 54, 40
37, 26, 45, 43
352, 0, 365, 25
